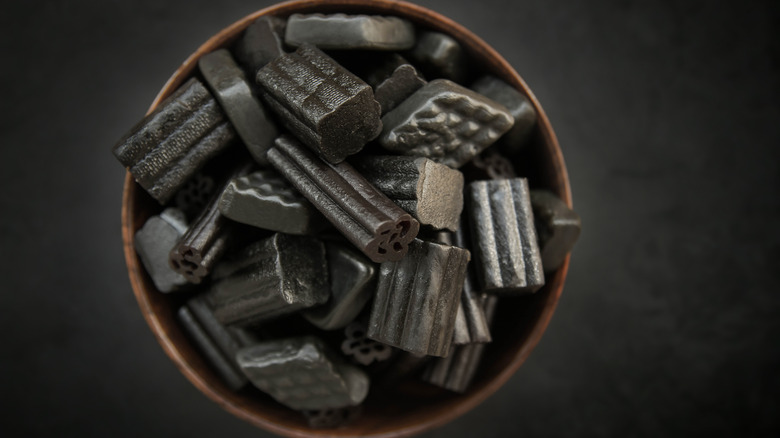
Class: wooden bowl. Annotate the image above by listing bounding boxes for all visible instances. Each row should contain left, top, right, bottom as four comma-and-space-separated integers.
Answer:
121, 0, 572, 436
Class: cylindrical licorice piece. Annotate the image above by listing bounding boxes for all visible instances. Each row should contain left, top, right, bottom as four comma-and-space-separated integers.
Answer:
406, 31, 472, 84
113, 77, 236, 204
133, 208, 189, 293
284, 14, 415, 50
471, 75, 537, 155
234, 16, 287, 75
367, 239, 470, 357
461, 149, 517, 181
174, 172, 216, 219
236, 336, 369, 410
256, 44, 382, 163
467, 178, 545, 294
530, 190, 581, 273
351, 155, 464, 231
451, 221, 491, 345
206, 233, 329, 327
340, 322, 393, 366
199, 49, 278, 165
268, 135, 419, 263
379, 79, 515, 169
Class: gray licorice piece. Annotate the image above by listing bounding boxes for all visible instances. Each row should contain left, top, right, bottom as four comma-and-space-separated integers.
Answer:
467, 178, 544, 294
341, 322, 393, 366
451, 224, 491, 345
367, 239, 470, 357
113, 78, 236, 204
303, 243, 377, 330
206, 233, 329, 327
471, 75, 537, 155
234, 16, 287, 74
217, 169, 325, 235
268, 135, 419, 263
236, 336, 369, 410
133, 208, 189, 293
530, 190, 581, 273
374, 63, 427, 114
379, 79, 515, 169
285, 13, 415, 50
199, 49, 278, 165
407, 31, 470, 84
256, 45, 382, 163
302, 406, 362, 429
177, 295, 260, 390
462, 149, 517, 181
351, 155, 464, 231
174, 172, 216, 219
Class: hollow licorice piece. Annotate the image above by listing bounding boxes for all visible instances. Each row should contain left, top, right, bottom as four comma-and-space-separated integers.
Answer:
471, 75, 537, 155
530, 190, 581, 273
303, 242, 377, 330
407, 31, 471, 84
467, 178, 544, 294
462, 149, 517, 181
199, 49, 278, 165
284, 14, 415, 50
206, 233, 329, 327
236, 336, 369, 410
351, 155, 464, 231
340, 322, 393, 366
379, 79, 515, 168
234, 16, 287, 75
133, 208, 189, 293
217, 169, 326, 235
367, 239, 470, 357
256, 45, 382, 163
113, 78, 236, 204
302, 406, 362, 429
268, 135, 420, 263
174, 172, 216, 219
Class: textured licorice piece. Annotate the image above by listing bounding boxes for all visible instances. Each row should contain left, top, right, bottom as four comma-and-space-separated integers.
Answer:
449, 223, 491, 345
302, 406, 362, 429
471, 75, 537, 155
133, 208, 189, 293
374, 63, 427, 114
113, 78, 236, 204
407, 31, 471, 84
199, 49, 278, 165
351, 155, 463, 231
303, 243, 377, 330
217, 169, 326, 235
174, 172, 215, 219
256, 45, 382, 163
341, 322, 392, 366
462, 149, 517, 181
379, 79, 514, 168
530, 190, 581, 273
206, 233, 329, 327
234, 16, 287, 75
236, 336, 369, 410
367, 239, 470, 357
467, 178, 544, 294
285, 13, 415, 50
268, 135, 419, 263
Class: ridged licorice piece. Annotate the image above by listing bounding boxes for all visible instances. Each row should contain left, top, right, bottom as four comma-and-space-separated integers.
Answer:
177, 294, 261, 390
407, 31, 471, 84
367, 239, 470, 357
467, 178, 544, 294
236, 336, 369, 410
217, 169, 325, 235
256, 44, 382, 163
340, 322, 393, 366
530, 190, 581, 273
268, 135, 419, 263
422, 295, 498, 393
285, 14, 415, 50
234, 16, 287, 75
451, 224, 491, 345
206, 233, 329, 327
199, 49, 278, 165
303, 242, 377, 330
113, 77, 236, 204
461, 149, 517, 181
379, 79, 514, 169
374, 62, 426, 114
351, 155, 464, 231
335, 53, 425, 115
471, 75, 537, 155
133, 208, 189, 293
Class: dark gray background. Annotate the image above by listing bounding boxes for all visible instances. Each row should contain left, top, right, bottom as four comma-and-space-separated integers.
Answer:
2, 0, 778, 436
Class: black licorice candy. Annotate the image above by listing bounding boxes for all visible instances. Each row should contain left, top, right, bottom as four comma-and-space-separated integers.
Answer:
407, 31, 470, 84
471, 75, 537, 155
451, 223, 491, 345
285, 13, 416, 50
134, 208, 189, 293
234, 16, 287, 75
530, 190, 581, 273
340, 322, 393, 366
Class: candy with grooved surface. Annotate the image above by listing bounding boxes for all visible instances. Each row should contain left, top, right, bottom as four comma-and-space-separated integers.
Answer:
206, 233, 329, 327
340, 322, 392, 365
368, 239, 470, 357
234, 16, 287, 75
451, 224, 491, 344
199, 49, 278, 165
134, 208, 189, 293
407, 31, 470, 84
113, 78, 236, 204
285, 14, 415, 50
462, 149, 517, 181
374, 62, 426, 114
467, 178, 544, 294
256, 44, 382, 163
236, 336, 369, 410
268, 135, 419, 263
379, 79, 514, 168
530, 190, 581, 273
471, 75, 537, 155
174, 173, 215, 219
352, 155, 463, 231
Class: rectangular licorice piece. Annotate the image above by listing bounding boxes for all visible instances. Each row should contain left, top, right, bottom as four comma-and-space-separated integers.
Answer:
451, 223, 491, 344
530, 190, 581, 273
471, 75, 537, 155
133, 208, 189, 293
234, 16, 287, 75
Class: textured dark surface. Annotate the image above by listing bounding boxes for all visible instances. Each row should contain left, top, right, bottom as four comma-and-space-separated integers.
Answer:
531, 190, 582, 273
234, 15, 287, 75
3, 0, 779, 437
285, 13, 416, 50
407, 30, 470, 84
133, 208, 189, 293
471, 75, 536, 155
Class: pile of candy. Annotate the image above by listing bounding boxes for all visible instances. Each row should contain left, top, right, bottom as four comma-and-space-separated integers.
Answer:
115, 12, 580, 429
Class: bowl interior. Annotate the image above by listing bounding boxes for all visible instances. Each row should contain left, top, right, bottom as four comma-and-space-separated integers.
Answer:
121, 1, 572, 437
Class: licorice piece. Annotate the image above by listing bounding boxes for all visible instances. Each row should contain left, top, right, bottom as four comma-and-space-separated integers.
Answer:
302, 406, 362, 429
462, 149, 517, 181
268, 135, 419, 263
234, 16, 287, 75
285, 14, 415, 51
174, 172, 216, 219
340, 322, 393, 366
530, 190, 581, 273
450, 224, 491, 344
471, 75, 537, 155
407, 31, 471, 84
374, 62, 426, 114
133, 208, 189, 293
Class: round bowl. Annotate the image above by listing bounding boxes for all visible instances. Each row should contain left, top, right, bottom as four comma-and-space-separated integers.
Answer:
121, 0, 572, 436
